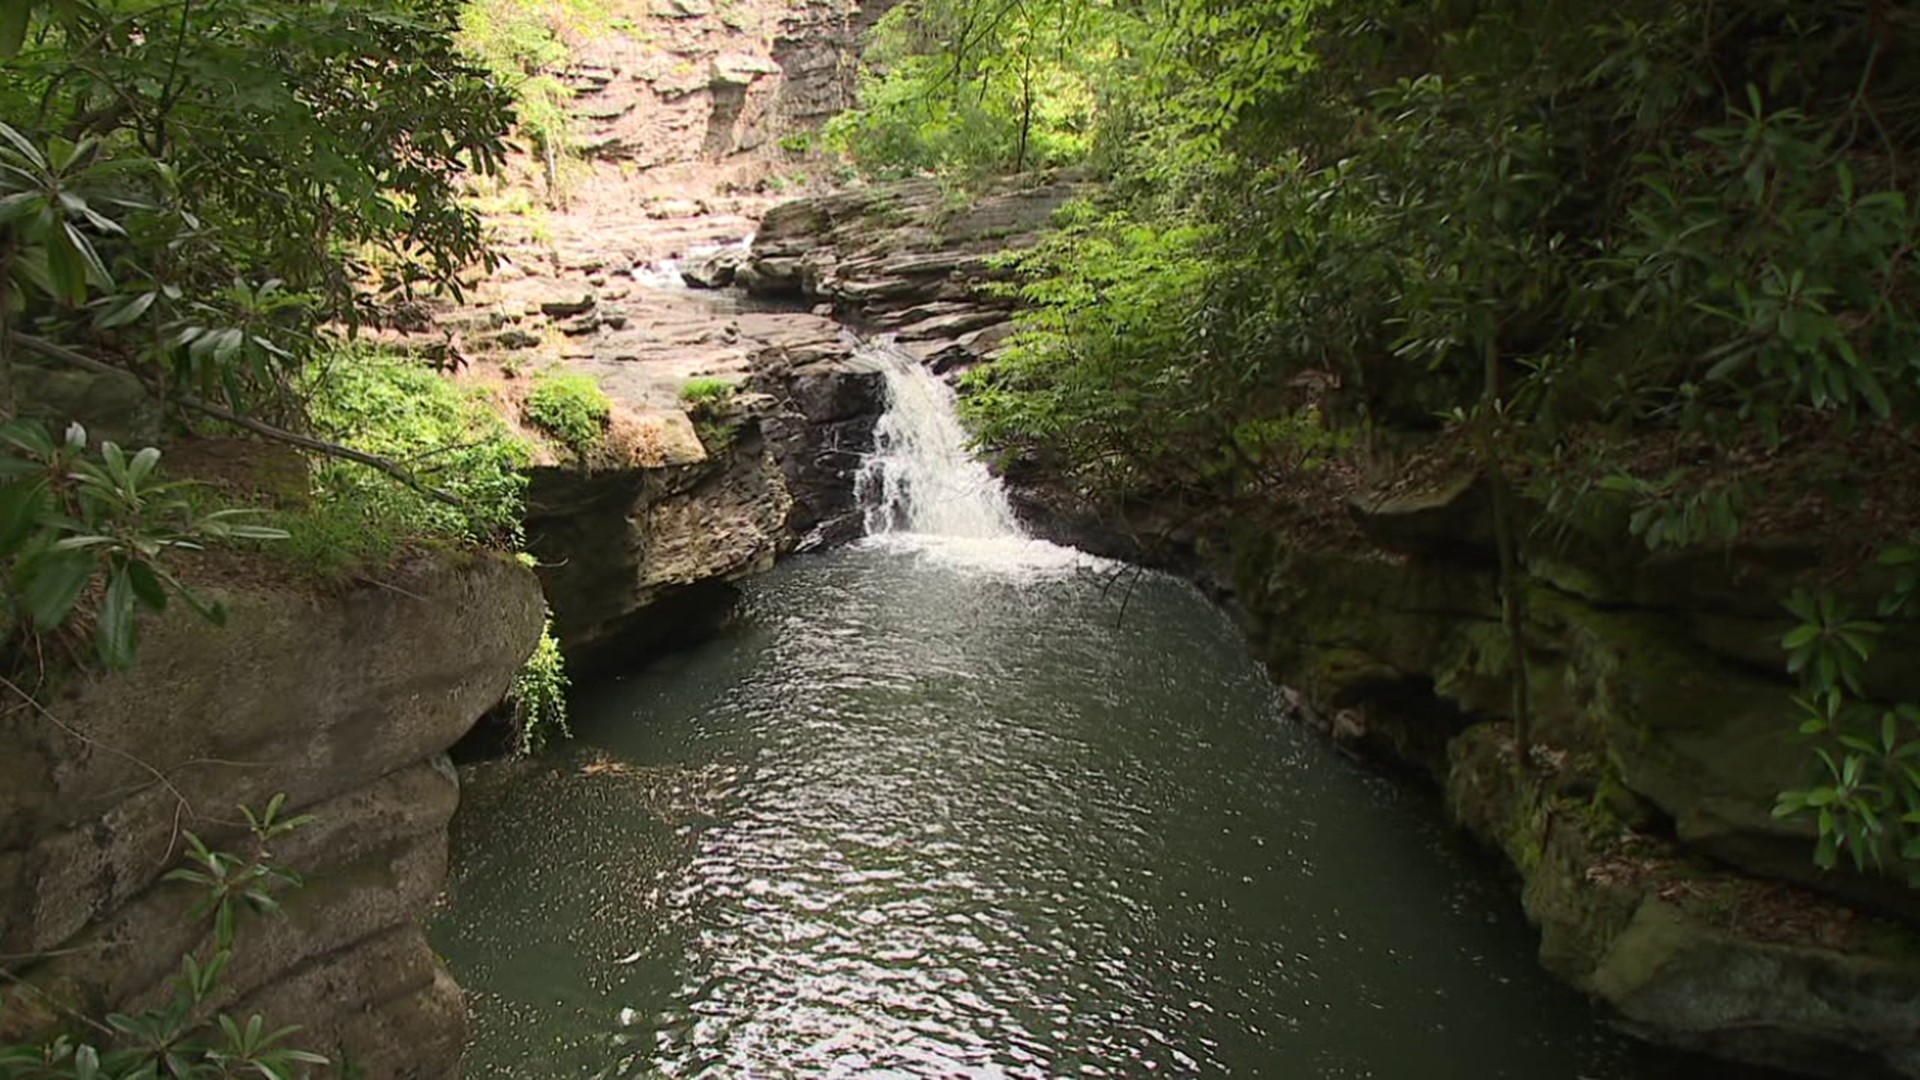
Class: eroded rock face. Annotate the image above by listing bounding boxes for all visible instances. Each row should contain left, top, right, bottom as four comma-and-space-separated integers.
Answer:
0, 553, 545, 1077
1210, 478, 1920, 1079
749, 344, 886, 546
526, 418, 793, 669
561, 0, 895, 169
742, 175, 1085, 371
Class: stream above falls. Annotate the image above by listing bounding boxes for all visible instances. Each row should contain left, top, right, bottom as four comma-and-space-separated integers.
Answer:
431, 352, 1772, 1079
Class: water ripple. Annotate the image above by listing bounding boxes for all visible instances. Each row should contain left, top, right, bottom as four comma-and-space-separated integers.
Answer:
436, 548, 1751, 1080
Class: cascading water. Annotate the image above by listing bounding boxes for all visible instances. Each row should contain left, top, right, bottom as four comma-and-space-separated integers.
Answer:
853, 340, 1025, 539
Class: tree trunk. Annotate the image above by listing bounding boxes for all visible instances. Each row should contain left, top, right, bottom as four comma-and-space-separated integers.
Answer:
1015, 60, 1034, 173
1484, 332, 1532, 772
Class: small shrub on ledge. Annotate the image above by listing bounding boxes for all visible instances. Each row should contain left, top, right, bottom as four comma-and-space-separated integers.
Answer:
525, 370, 611, 459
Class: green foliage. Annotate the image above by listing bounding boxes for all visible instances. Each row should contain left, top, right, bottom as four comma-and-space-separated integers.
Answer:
524, 370, 609, 458
507, 615, 570, 755
1774, 564, 1920, 882
0, 420, 285, 669
679, 377, 734, 414
283, 350, 530, 579
0, 1, 512, 411
966, 0, 1920, 506
962, 211, 1235, 496
936, 0, 1920, 879
458, 0, 605, 197
0, 796, 325, 1079
826, 0, 1106, 178
680, 378, 737, 456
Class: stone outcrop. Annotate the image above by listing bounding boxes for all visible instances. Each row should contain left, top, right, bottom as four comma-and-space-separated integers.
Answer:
377, 0, 908, 678
0, 553, 546, 1077
525, 412, 790, 667
561, 0, 896, 170
516, 314, 887, 668
1184, 478, 1920, 1080
749, 344, 886, 547
742, 175, 1085, 370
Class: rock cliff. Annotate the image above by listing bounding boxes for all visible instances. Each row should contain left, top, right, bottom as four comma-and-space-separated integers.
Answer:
742, 175, 1085, 370
0, 553, 546, 1077
1221, 489, 1920, 1080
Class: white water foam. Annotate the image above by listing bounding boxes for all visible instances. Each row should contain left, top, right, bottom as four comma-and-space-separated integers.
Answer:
853, 339, 1108, 577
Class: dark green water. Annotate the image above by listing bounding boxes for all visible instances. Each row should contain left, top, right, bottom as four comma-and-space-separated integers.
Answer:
434, 543, 1742, 1079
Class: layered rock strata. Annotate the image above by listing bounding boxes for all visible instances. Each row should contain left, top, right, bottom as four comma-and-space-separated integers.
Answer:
0, 554, 546, 1078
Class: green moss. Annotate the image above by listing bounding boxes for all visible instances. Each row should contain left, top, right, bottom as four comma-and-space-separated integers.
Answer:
525, 370, 611, 458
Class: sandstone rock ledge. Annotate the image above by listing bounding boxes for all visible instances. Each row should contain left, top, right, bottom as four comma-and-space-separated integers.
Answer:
1222, 479, 1920, 1080
742, 174, 1086, 371
0, 552, 546, 1079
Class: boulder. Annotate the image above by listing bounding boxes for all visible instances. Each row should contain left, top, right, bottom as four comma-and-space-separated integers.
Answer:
681, 246, 746, 289
525, 419, 794, 668
749, 347, 886, 547
1448, 724, 1920, 1080
0, 552, 545, 1078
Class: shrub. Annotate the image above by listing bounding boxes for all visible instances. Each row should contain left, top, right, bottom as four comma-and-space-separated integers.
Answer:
679, 377, 735, 416
282, 349, 531, 579
0, 797, 325, 1079
0, 421, 287, 670
508, 614, 570, 754
525, 371, 611, 458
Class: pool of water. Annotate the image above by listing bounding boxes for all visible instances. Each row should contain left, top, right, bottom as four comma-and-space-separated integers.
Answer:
433, 541, 1763, 1079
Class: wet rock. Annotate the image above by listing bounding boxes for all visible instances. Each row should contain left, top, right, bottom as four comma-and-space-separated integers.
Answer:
558, 312, 604, 336
682, 246, 746, 289
526, 420, 793, 667
749, 347, 884, 546
1446, 724, 1920, 1080
743, 174, 1082, 366
493, 327, 542, 350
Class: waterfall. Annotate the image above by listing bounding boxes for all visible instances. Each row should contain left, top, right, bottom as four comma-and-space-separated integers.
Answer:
855, 340, 1026, 539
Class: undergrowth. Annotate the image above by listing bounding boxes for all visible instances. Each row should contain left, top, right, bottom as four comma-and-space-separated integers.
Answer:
279, 348, 531, 581
525, 370, 611, 459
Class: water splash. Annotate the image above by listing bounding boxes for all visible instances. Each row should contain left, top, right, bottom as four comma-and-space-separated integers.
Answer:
856, 340, 1024, 539
853, 340, 1105, 575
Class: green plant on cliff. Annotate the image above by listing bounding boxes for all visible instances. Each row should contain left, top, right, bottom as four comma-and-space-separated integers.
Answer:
0, 420, 287, 669
457, 0, 605, 202
826, 0, 1108, 178
0, 796, 325, 1079
1774, 566, 1920, 882
287, 350, 532, 579
0, 2, 527, 671
0, 1, 510, 409
524, 370, 610, 459
680, 377, 738, 455
507, 614, 570, 754
679, 378, 734, 413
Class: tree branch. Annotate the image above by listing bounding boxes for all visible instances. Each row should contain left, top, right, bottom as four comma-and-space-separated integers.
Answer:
8, 332, 464, 507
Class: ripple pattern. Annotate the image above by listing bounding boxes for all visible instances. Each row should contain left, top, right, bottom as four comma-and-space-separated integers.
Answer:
435, 548, 1750, 1079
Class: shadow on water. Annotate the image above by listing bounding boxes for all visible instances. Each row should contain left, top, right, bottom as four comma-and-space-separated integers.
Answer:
434, 545, 1794, 1080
